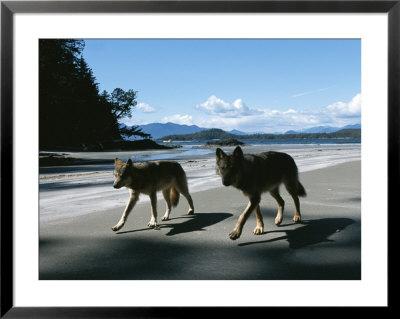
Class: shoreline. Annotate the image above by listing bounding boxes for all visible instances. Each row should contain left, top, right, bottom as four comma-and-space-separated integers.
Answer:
39, 144, 361, 223
39, 141, 361, 167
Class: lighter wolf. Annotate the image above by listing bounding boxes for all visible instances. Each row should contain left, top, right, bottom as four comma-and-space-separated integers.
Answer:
112, 158, 194, 231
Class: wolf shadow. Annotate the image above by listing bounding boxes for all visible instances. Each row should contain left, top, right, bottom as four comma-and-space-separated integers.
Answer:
238, 218, 355, 249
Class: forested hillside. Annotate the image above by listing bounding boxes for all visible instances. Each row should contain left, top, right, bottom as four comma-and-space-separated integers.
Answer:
39, 39, 150, 150
161, 128, 361, 141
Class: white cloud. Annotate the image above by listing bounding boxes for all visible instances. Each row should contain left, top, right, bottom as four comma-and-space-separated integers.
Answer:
326, 93, 361, 117
143, 93, 361, 134
194, 108, 322, 133
196, 95, 262, 117
162, 114, 194, 125
193, 93, 361, 133
136, 102, 156, 113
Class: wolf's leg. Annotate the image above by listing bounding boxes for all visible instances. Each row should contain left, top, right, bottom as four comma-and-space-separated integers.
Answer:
284, 180, 302, 223
147, 191, 158, 227
176, 182, 194, 215
112, 190, 139, 231
229, 194, 260, 240
182, 192, 194, 215
253, 205, 264, 235
270, 187, 285, 226
161, 189, 172, 221
290, 194, 301, 223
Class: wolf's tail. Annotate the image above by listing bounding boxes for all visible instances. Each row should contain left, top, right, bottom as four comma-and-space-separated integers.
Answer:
297, 182, 307, 197
170, 187, 180, 207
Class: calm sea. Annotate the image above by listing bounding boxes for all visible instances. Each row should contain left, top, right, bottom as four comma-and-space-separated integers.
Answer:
170, 138, 361, 147
132, 138, 361, 162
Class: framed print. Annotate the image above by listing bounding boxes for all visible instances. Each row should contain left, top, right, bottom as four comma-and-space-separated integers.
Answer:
1, 0, 396, 317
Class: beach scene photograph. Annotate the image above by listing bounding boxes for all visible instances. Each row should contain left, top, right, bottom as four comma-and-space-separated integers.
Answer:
39, 39, 361, 280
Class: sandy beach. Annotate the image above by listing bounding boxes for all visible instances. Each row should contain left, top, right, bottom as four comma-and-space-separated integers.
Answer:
39, 144, 360, 221
39, 144, 361, 280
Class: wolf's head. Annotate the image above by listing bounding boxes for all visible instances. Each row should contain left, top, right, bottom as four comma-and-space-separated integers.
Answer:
113, 158, 133, 189
215, 146, 244, 187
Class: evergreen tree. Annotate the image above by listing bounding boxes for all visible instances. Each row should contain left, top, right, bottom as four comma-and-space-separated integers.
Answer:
39, 39, 86, 146
39, 39, 147, 149
101, 89, 152, 140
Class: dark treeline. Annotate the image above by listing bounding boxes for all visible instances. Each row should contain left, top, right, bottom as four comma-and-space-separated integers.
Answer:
240, 128, 361, 140
162, 128, 361, 141
39, 39, 150, 150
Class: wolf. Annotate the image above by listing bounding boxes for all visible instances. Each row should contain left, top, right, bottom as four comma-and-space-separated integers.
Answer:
112, 158, 194, 231
216, 146, 306, 240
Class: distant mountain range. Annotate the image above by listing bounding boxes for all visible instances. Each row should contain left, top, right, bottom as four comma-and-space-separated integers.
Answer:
123, 122, 361, 140
137, 122, 204, 139
284, 124, 361, 134
134, 122, 248, 139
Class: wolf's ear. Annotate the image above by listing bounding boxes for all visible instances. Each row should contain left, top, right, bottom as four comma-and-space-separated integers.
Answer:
216, 148, 226, 159
126, 158, 133, 166
233, 146, 244, 159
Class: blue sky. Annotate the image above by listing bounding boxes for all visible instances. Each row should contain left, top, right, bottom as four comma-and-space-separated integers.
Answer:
82, 39, 361, 133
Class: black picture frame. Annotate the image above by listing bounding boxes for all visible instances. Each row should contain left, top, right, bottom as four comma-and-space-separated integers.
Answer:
1, 0, 396, 317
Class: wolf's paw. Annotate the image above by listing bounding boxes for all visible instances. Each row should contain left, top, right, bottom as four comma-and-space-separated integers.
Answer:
293, 215, 301, 223
229, 229, 242, 240
187, 209, 194, 215
161, 216, 169, 221
147, 221, 158, 228
253, 226, 264, 235
112, 224, 123, 232
275, 216, 283, 226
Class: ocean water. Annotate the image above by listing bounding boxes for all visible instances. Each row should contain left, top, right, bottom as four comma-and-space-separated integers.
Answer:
163, 138, 360, 148
133, 138, 361, 162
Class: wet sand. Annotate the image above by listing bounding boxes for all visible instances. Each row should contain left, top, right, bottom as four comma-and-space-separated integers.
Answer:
39, 160, 361, 280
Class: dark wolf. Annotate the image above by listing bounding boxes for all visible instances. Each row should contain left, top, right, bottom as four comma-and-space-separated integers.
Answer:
112, 158, 194, 231
216, 146, 306, 240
